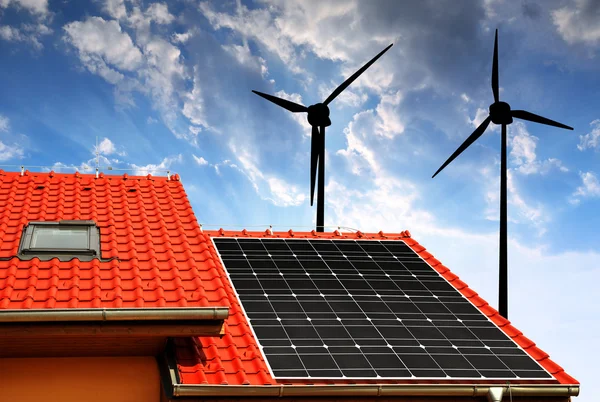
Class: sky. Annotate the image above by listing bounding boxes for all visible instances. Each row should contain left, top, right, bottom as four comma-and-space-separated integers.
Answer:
0, 0, 598, 398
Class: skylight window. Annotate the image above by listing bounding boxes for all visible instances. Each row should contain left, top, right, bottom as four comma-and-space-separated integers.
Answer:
19, 221, 101, 260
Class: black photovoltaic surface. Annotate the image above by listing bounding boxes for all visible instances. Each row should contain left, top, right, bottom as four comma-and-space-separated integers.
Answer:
213, 238, 552, 380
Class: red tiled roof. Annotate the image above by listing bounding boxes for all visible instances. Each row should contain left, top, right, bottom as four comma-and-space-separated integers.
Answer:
0, 171, 578, 387
0, 170, 226, 309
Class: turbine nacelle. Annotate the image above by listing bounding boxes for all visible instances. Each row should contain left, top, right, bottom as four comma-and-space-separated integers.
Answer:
307, 103, 331, 127
489, 102, 513, 125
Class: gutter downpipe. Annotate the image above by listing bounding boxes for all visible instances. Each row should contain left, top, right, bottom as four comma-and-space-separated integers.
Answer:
172, 384, 579, 398
487, 387, 503, 402
0, 307, 229, 322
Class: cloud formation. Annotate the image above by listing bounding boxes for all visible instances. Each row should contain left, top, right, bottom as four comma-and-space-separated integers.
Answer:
571, 171, 600, 203
0, 114, 8, 132
0, 0, 48, 16
509, 123, 568, 175
577, 119, 600, 151
0, 22, 52, 49
63, 6, 204, 144
0, 114, 24, 162
192, 154, 208, 165
552, 0, 600, 46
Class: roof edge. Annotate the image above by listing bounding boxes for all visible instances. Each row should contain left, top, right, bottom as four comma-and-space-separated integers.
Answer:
204, 229, 412, 239
172, 384, 579, 398
0, 307, 229, 322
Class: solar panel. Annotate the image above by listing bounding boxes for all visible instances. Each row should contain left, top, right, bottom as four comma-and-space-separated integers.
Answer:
213, 237, 553, 380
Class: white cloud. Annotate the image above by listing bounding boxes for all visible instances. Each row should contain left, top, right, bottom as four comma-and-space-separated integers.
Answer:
327, 176, 431, 232
336, 93, 405, 175
337, 111, 382, 176
552, 0, 600, 45
373, 91, 405, 138
337, 55, 395, 95
509, 123, 568, 175
507, 170, 546, 234
94, 138, 116, 156
130, 154, 183, 176
171, 30, 196, 44
511, 127, 537, 166
480, 161, 547, 232
0, 23, 52, 49
266, 177, 306, 207
0, 114, 9, 132
49, 161, 94, 173
222, 41, 268, 77
228, 143, 306, 207
192, 154, 208, 165
103, 0, 174, 25
318, 82, 368, 109
577, 119, 600, 151
468, 107, 490, 129
145, 3, 175, 25
0, 141, 23, 161
147, 116, 158, 124
63, 17, 143, 71
199, 1, 307, 75
142, 37, 186, 83
571, 171, 600, 204
189, 126, 202, 136
0, 115, 23, 161
198, 0, 497, 108
182, 68, 206, 132
63, 13, 204, 143
0, 0, 48, 16
103, 0, 127, 20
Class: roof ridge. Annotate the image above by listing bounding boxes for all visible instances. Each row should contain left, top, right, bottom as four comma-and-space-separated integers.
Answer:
0, 169, 180, 181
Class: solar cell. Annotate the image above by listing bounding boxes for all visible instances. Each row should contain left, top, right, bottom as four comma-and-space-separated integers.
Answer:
213, 238, 553, 380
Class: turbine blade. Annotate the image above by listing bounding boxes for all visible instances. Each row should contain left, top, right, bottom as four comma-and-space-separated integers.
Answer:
252, 90, 308, 113
432, 116, 492, 178
310, 125, 319, 206
492, 29, 499, 103
324, 44, 393, 106
511, 110, 573, 130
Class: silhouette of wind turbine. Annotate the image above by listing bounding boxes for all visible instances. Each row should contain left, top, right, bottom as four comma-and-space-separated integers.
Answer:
432, 30, 572, 319
252, 44, 393, 232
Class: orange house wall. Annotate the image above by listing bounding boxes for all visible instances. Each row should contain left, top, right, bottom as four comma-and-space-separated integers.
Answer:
0, 357, 160, 402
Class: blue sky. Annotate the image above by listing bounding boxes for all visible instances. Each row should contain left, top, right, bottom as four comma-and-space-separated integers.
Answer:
1, 0, 599, 397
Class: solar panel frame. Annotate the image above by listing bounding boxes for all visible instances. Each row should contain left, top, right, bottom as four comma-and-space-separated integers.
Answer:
212, 237, 555, 381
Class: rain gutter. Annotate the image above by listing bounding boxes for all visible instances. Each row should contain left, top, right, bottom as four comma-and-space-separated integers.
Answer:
0, 307, 229, 322
171, 383, 579, 398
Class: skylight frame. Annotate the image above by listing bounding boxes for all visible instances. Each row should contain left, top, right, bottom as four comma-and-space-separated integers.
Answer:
18, 220, 101, 260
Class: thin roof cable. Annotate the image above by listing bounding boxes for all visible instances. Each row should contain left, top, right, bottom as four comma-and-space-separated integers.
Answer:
198, 223, 361, 233
0, 164, 173, 177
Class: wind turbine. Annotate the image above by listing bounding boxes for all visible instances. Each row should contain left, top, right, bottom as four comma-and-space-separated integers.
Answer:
432, 30, 572, 319
252, 44, 393, 232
